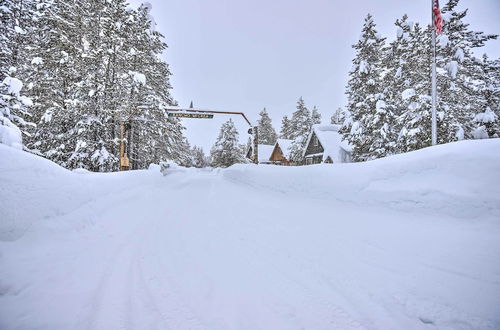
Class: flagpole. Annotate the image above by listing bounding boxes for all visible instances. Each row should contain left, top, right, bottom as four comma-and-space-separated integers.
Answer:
431, 0, 437, 146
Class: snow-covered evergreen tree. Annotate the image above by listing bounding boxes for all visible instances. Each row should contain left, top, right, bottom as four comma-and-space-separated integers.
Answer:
191, 146, 209, 168
330, 108, 343, 125
390, 22, 433, 153
257, 107, 277, 145
311, 106, 321, 125
471, 55, 499, 139
341, 14, 387, 161
0, 0, 37, 149
210, 119, 245, 168
289, 97, 311, 140
280, 115, 293, 139
0, 71, 33, 149
436, 0, 497, 142
288, 97, 312, 162
0, 0, 186, 171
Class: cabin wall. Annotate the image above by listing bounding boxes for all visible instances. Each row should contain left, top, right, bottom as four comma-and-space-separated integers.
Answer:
304, 132, 324, 158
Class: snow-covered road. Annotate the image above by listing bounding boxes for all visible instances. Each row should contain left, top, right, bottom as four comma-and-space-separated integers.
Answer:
1, 140, 500, 329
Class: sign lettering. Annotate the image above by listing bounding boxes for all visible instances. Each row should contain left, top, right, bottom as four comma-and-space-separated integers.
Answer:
168, 112, 214, 119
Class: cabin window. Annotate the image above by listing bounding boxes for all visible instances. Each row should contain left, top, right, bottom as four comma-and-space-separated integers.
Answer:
313, 136, 318, 147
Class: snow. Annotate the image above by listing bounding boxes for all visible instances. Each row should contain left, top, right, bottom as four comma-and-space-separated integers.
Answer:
358, 60, 368, 74
471, 126, 489, 139
446, 60, 458, 79
19, 95, 33, 106
401, 88, 416, 100
375, 99, 386, 113
91, 146, 112, 165
1, 139, 500, 329
256, 144, 274, 163
455, 125, 465, 140
14, 26, 25, 34
41, 109, 53, 123
454, 48, 464, 62
2, 76, 23, 96
437, 34, 449, 47
0, 119, 23, 150
474, 107, 498, 124
396, 27, 403, 38
130, 71, 146, 85
395, 67, 402, 78
31, 57, 43, 65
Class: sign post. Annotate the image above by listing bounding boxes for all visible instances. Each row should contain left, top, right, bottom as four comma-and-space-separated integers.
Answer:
119, 122, 130, 171
253, 126, 259, 164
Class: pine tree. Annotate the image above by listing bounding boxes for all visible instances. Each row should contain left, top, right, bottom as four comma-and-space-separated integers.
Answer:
288, 97, 313, 162
471, 55, 499, 138
311, 106, 321, 125
191, 146, 209, 168
289, 97, 311, 140
0, 0, 37, 149
330, 108, 343, 125
210, 119, 245, 168
14, 0, 186, 171
390, 22, 433, 153
257, 107, 277, 145
280, 115, 293, 139
341, 14, 387, 161
25, 0, 85, 165
436, 0, 497, 142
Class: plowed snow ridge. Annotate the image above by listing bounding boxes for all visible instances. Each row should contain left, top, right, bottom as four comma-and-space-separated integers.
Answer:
1, 139, 499, 329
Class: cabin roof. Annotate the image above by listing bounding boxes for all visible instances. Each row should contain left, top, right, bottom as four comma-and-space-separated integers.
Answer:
256, 144, 275, 162
275, 139, 293, 158
303, 124, 352, 162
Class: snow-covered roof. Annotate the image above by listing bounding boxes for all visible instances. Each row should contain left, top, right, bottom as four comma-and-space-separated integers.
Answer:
303, 125, 352, 163
275, 139, 293, 158
257, 144, 275, 163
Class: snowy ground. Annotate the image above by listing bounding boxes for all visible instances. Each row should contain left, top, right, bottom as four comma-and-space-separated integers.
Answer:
1, 140, 500, 330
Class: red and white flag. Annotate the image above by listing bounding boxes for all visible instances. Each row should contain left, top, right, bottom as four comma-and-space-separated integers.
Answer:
433, 0, 443, 34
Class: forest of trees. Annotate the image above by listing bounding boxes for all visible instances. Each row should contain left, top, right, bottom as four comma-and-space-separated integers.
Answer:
0, 0, 192, 171
340, 0, 499, 161
1, 0, 498, 169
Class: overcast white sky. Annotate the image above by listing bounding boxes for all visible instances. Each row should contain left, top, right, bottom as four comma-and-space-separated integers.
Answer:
130, 0, 499, 152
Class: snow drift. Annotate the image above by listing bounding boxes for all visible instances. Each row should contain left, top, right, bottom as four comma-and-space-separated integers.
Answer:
223, 139, 500, 219
1, 139, 500, 329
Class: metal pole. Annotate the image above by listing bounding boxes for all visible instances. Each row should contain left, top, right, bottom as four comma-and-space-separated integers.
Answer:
431, 0, 437, 146
253, 126, 259, 164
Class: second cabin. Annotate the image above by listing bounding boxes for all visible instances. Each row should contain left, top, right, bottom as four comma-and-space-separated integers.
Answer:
302, 124, 352, 165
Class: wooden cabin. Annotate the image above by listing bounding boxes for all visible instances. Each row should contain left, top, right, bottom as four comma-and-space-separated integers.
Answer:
302, 125, 352, 165
269, 139, 293, 165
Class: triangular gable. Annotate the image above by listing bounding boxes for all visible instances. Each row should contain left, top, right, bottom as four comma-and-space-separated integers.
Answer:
303, 125, 352, 163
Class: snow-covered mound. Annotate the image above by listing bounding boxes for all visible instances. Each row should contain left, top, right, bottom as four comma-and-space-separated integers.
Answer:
0, 139, 499, 330
223, 139, 500, 218
0, 144, 162, 241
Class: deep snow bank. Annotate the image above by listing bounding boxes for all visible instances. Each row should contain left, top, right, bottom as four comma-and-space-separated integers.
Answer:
0, 144, 163, 241
223, 139, 500, 218
0, 140, 500, 329
1, 139, 499, 241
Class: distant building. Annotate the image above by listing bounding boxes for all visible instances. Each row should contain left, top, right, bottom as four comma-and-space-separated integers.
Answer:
246, 144, 275, 164
269, 139, 294, 165
302, 125, 352, 165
